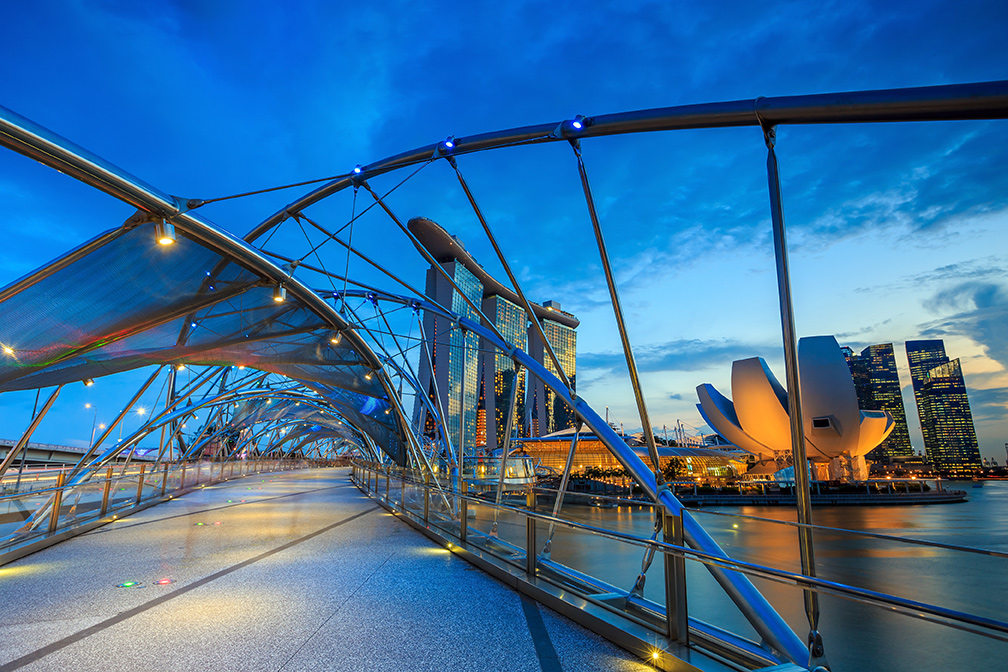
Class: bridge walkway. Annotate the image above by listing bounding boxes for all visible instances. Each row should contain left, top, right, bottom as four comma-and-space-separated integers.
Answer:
0, 468, 649, 672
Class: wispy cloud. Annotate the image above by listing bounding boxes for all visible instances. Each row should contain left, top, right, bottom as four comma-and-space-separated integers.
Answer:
580, 338, 774, 376
920, 281, 1008, 370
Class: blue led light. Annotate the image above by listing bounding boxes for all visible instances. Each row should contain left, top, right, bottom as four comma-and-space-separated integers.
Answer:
572, 119, 582, 129
191, 322, 197, 328
352, 165, 362, 174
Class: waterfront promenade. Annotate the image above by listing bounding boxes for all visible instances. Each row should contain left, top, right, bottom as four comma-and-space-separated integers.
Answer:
0, 469, 650, 672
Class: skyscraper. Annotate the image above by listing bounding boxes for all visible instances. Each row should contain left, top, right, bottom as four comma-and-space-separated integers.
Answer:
842, 344, 914, 461
862, 344, 914, 460
410, 217, 578, 455
528, 303, 577, 435
905, 339, 981, 476
482, 294, 527, 451
416, 260, 482, 456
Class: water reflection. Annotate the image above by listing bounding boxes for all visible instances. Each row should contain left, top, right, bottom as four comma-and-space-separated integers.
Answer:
524, 480, 1008, 671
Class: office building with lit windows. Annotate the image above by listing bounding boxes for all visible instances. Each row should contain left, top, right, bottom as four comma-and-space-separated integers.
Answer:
409, 217, 578, 454
415, 258, 482, 456
905, 339, 982, 477
528, 303, 577, 436
482, 294, 527, 452
842, 343, 914, 462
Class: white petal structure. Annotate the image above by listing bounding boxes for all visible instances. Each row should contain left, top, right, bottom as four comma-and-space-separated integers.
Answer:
697, 336, 894, 462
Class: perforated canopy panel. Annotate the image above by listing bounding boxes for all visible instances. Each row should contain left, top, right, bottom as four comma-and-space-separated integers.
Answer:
0, 223, 404, 462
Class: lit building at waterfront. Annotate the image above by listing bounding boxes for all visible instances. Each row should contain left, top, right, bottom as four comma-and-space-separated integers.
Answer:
415, 258, 482, 456
905, 339, 982, 477
841, 343, 914, 462
528, 301, 577, 436
697, 336, 895, 482
515, 429, 747, 481
409, 217, 578, 454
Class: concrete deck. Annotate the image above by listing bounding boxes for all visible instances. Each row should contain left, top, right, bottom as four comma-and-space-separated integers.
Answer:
0, 468, 650, 672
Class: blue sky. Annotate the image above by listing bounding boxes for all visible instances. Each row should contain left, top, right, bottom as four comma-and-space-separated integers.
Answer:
0, 0, 1006, 462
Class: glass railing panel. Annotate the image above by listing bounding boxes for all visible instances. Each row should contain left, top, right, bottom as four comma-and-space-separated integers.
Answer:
464, 498, 527, 571
59, 479, 107, 526
427, 483, 459, 538
402, 476, 424, 518
0, 491, 48, 542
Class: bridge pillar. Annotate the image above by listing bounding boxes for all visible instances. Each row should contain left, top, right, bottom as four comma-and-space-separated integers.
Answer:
47, 472, 65, 535
135, 464, 146, 504
525, 490, 536, 575
459, 479, 468, 544
423, 471, 430, 524
663, 509, 689, 645
101, 466, 113, 516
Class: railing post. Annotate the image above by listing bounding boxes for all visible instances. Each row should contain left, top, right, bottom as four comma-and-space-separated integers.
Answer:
180, 461, 187, 489
48, 472, 65, 535
101, 465, 114, 516
424, 471, 430, 524
526, 490, 536, 575
161, 463, 168, 495
400, 467, 405, 507
663, 509, 689, 645
460, 478, 468, 544
135, 464, 146, 504
385, 469, 390, 501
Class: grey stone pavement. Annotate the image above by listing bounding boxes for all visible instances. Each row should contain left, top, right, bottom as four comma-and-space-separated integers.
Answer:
0, 468, 651, 672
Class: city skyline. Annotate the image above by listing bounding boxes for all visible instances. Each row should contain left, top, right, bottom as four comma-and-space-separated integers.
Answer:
906, 339, 983, 476
411, 217, 579, 454
0, 3, 1005, 462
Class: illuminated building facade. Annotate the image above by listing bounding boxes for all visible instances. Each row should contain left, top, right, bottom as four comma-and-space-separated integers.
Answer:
842, 343, 914, 461
482, 294, 527, 452
528, 304, 577, 436
409, 217, 578, 454
416, 260, 482, 457
905, 339, 981, 476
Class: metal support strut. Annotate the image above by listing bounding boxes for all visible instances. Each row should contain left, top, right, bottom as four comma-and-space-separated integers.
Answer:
569, 140, 664, 484
763, 122, 829, 671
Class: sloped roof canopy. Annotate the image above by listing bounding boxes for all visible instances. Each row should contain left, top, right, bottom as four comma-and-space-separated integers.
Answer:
0, 222, 404, 463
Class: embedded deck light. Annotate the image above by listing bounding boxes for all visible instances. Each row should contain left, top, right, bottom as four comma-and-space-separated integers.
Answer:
273, 284, 287, 303
154, 221, 176, 245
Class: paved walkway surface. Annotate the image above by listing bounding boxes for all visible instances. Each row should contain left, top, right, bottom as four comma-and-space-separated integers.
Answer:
0, 468, 650, 672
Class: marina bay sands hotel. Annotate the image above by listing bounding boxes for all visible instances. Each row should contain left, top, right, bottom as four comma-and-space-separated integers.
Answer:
409, 217, 577, 456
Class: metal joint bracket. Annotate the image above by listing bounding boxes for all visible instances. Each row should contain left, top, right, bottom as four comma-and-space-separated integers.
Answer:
551, 115, 591, 140
808, 630, 829, 669
763, 124, 777, 150
123, 209, 160, 230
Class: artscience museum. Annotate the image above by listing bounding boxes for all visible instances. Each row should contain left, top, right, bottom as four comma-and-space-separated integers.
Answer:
696, 336, 895, 482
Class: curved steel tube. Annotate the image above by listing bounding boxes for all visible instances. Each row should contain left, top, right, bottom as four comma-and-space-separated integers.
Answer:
247, 80, 1008, 243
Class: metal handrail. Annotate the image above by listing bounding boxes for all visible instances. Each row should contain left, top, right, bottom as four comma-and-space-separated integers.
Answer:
0, 458, 317, 557
354, 463, 1008, 645
529, 480, 1008, 559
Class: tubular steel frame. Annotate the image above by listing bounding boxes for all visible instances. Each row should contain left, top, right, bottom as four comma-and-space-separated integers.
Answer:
1, 80, 1007, 671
